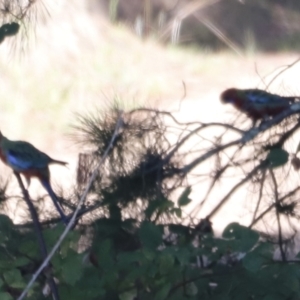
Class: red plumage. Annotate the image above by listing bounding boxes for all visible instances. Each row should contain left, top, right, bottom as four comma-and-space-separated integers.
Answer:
220, 88, 297, 120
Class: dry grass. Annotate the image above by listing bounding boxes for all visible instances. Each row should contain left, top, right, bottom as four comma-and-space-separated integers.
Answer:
1, 0, 300, 229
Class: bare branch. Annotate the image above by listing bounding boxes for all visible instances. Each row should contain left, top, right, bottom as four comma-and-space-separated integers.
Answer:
17, 111, 124, 300
14, 172, 60, 300
269, 169, 286, 261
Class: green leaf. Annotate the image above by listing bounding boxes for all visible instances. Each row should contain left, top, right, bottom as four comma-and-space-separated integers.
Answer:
172, 208, 182, 218
59, 282, 104, 300
154, 283, 171, 300
119, 289, 137, 300
3, 269, 25, 289
0, 262, 12, 270
121, 265, 148, 286
185, 282, 198, 296
243, 251, 266, 272
145, 198, 173, 219
0, 293, 13, 300
117, 252, 139, 269
142, 248, 155, 261
288, 292, 300, 300
168, 224, 190, 237
18, 240, 39, 259
222, 223, 259, 252
263, 294, 286, 300
157, 199, 174, 212
72, 270, 104, 298
243, 243, 273, 272
138, 222, 162, 250
178, 186, 192, 206
12, 257, 31, 268
174, 248, 191, 266
43, 224, 65, 247
158, 254, 174, 275
0, 215, 13, 229
266, 148, 289, 168
0, 215, 13, 243
96, 239, 114, 268
60, 230, 81, 257
276, 264, 300, 295
103, 270, 118, 288
61, 251, 83, 286
210, 296, 230, 300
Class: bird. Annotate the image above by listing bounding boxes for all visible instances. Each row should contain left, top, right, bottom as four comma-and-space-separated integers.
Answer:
220, 88, 297, 121
0, 131, 68, 223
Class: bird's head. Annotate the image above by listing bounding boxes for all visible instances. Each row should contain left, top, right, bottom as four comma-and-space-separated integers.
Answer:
220, 88, 238, 104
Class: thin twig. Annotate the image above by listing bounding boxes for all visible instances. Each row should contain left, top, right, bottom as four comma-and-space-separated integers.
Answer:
207, 163, 263, 219
14, 172, 60, 300
249, 187, 300, 228
180, 140, 238, 175
188, 143, 244, 219
269, 169, 286, 261
181, 104, 300, 175
129, 107, 244, 133
270, 119, 300, 149
254, 62, 267, 89
17, 112, 124, 300
265, 57, 300, 90
251, 169, 266, 224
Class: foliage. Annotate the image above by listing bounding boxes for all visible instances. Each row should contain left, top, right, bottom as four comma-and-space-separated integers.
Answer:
1, 101, 300, 299
2, 212, 300, 299
0, 0, 45, 47
107, 0, 300, 51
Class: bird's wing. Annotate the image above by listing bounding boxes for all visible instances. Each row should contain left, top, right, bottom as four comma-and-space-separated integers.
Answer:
244, 90, 288, 105
5, 141, 50, 170
6, 150, 33, 170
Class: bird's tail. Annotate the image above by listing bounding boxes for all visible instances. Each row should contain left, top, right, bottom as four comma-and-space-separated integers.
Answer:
40, 179, 68, 224
50, 159, 68, 166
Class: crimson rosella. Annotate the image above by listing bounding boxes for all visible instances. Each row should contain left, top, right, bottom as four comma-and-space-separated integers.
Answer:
220, 88, 297, 121
0, 132, 67, 223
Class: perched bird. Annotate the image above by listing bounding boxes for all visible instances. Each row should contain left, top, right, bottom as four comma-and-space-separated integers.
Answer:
220, 88, 297, 121
0, 132, 68, 223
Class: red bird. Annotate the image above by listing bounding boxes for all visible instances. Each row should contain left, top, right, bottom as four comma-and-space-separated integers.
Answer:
220, 88, 297, 121
0, 132, 68, 223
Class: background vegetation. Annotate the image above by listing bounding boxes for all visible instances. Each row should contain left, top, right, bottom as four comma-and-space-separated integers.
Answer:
1, 0, 300, 299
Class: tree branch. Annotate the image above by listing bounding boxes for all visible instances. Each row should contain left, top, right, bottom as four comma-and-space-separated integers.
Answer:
14, 172, 60, 300
17, 111, 124, 300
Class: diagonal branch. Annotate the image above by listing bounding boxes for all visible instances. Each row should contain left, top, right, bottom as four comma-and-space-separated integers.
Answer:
249, 186, 300, 228
181, 104, 300, 175
14, 172, 60, 300
265, 57, 300, 90
17, 111, 124, 300
252, 169, 266, 224
269, 169, 286, 261
207, 163, 263, 219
